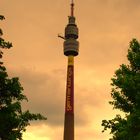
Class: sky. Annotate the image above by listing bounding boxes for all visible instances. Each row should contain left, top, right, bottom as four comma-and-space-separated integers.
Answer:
1, 0, 140, 140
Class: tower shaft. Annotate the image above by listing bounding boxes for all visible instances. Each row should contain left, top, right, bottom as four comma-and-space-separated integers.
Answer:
64, 56, 74, 140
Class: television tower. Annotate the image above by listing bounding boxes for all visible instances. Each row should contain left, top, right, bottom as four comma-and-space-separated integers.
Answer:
59, 0, 79, 140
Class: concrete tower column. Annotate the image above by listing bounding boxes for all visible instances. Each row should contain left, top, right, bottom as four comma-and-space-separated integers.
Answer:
64, 56, 74, 140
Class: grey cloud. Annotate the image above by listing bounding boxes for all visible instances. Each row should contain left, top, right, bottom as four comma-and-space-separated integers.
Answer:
8, 67, 65, 126
8, 67, 97, 127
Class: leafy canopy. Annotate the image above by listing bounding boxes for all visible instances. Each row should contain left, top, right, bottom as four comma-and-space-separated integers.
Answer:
102, 39, 140, 140
0, 15, 46, 140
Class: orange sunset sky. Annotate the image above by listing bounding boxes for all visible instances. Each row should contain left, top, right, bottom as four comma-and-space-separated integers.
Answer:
1, 0, 140, 140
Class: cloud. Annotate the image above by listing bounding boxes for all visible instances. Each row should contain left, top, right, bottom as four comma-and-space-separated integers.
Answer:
23, 124, 63, 140
7, 67, 65, 126
6, 63, 112, 128
8, 66, 102, 127
77, 0, 140, 70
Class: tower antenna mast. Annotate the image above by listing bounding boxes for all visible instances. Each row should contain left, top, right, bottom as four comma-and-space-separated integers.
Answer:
71, 0, 74, 16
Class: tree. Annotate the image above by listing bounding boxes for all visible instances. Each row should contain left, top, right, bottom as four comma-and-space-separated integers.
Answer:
102, 39, 140, 140
0, 15, 47, 140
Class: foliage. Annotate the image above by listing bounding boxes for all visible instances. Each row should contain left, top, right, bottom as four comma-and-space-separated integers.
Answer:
0, 15, 46, 140
102, 39, 140, 140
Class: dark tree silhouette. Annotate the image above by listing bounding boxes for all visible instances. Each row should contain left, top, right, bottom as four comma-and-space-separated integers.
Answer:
102, 39, 140, 140
0, 15, 46, 140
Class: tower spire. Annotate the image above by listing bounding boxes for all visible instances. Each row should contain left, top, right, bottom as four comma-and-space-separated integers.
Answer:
71, 0, 74, 16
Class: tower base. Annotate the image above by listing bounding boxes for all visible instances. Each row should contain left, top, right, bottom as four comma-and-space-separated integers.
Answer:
64, 113, 74, 140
